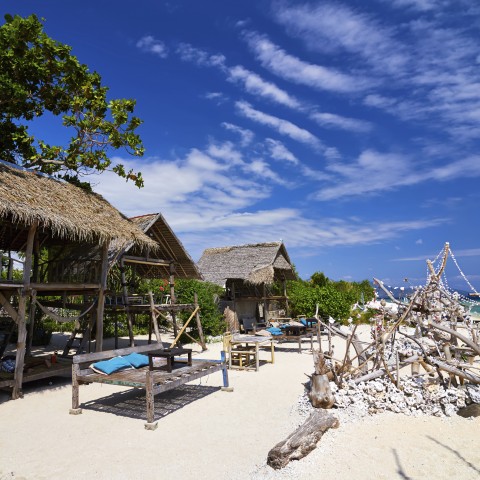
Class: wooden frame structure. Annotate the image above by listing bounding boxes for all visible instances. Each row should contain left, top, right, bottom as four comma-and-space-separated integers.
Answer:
101, 213, 207, 351
198, 242, 296, 329
0, 161, 156, 398
70, 343, 230, 429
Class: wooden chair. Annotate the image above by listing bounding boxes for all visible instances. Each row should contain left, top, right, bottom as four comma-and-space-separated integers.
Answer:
223, 331, 257, 370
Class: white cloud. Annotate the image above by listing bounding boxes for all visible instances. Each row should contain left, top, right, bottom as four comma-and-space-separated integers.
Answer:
310, 111, 372, 133
272, 2, 408, 75
227, 65, 303, 110
136, 35, 168, 58
203, 92, 229, 104
416, 239, 423, 245
244, 31, 370, 93
221, 122, 254, 146
176, 43, 226, 67
313, 151, 480, 201
235, 100, 321, 148
265, 138, 298, 165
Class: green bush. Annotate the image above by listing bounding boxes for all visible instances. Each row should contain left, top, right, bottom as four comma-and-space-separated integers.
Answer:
175, 279, 225, 338
287, 273, 375, 323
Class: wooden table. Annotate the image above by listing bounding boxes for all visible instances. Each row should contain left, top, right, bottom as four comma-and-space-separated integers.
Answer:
147, 348, 192, 373
229, 335, 275, 371
279, 325, 315, 353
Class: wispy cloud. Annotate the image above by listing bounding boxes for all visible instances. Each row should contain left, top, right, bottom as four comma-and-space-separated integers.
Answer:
265, 138, 298, 165
271, 2, 408, 75
227, 65, 303, 109
176, 42, 304, 111
313, 150, 480, 201
176, 43, 226, 67
310, 111, 372, 133
236, 100, 321, 148
221, 122, 254, 146
95, 154, 448, 259
136, 35, 168, 58
203, 91, 229, 105
243, 31, 370, 93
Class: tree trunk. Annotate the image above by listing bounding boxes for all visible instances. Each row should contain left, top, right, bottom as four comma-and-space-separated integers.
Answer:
267, 409, 339, 469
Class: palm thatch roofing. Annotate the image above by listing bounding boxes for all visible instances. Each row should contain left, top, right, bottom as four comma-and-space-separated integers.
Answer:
116, 213, 202, 280
0, 160, 157, 252
198, 242, 296, 287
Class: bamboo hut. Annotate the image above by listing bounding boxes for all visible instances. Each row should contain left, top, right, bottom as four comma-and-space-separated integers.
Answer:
197, 242, 296, 329
105, 213, 205, 349
0, 160, 156, 398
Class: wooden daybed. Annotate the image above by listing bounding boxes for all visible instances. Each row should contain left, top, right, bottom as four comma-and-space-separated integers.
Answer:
70, 343, 230, 430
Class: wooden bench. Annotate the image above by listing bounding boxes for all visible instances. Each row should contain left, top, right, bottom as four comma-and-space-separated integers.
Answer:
70, 343, 231, 430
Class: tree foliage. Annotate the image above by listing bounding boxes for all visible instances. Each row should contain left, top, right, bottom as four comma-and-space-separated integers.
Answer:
174, 279, 225, 338
0, 14, 144, 187
287, 272, 375, 322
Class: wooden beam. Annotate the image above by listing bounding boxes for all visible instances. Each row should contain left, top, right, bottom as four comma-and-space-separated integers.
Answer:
30, 282, 101, 291
122, 255, 171, 267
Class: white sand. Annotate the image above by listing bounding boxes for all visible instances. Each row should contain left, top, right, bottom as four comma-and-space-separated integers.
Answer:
1, 330, 479, 480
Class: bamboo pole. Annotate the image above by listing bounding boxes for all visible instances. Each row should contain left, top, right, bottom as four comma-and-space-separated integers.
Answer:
170, 306, 200, 348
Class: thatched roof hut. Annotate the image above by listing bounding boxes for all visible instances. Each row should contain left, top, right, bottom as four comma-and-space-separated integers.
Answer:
0, 160, 156, 252
119, 213, 202, 280
198, 242, 295, 287
198, 242, 295, 327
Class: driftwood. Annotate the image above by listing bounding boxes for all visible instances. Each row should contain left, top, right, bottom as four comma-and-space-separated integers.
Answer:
308, 350, 334, 408
320, 243, 480, 389
267, 409, 339, 469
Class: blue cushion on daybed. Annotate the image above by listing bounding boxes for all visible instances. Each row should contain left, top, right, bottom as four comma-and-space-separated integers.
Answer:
266, 327, 283, 336
123, 352, 150, 368
91, 356, 133, 375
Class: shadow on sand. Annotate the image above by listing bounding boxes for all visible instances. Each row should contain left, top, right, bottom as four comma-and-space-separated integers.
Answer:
81, 384, 220, 422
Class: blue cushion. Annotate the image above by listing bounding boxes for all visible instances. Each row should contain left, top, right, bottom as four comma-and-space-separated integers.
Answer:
123, 352, 149, 368
91, 356, 133, 375
266, 327, 283, 336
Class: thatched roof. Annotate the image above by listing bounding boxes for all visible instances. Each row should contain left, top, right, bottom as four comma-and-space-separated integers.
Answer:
198, 242, 296, 286
116, 213, 202, 280
0, 160, 157, 252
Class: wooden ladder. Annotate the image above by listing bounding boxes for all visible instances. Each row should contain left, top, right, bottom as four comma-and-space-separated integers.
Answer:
61, 314, 96, 357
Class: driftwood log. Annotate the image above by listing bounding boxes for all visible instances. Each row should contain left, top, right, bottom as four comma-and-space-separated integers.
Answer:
308, 350, 334, 408
267, 409, 339, 469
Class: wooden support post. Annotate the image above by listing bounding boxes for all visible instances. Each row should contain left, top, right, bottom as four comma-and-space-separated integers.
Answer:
26, 237, 40, 356
220, 350, 234, 392
283, 278, 289, 316
69, 363, 82, 415
12, 223, 36, 400
194, 292, 207, 351
169, 262, 178, 338
120, 258, 135, 348
95, 242, 109, 352
148, 291, 163, 347
144, 370, 158, 430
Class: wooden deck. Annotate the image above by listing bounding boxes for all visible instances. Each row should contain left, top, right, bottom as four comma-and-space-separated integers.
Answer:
0, 357, 71, 388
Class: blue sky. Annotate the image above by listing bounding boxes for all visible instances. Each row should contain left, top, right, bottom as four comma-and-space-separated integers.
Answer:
6, 0, 480, 290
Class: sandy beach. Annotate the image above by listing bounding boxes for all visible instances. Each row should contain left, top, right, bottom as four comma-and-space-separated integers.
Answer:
1, 328, 479, 480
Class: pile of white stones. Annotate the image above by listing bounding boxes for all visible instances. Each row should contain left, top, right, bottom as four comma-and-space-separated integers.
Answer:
298, 378, 480, 419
